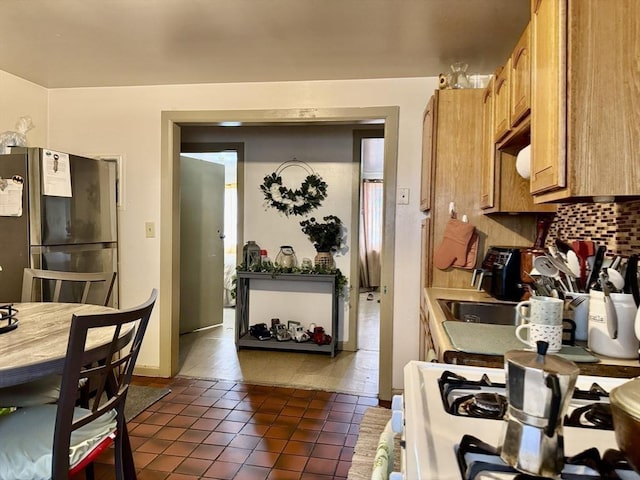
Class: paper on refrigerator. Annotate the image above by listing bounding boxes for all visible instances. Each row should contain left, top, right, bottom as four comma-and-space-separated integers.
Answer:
42, 149, 72, 197
0, 176, 24, 216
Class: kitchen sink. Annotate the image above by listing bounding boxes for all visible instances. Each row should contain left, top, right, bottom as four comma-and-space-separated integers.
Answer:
438, 299, 519, 325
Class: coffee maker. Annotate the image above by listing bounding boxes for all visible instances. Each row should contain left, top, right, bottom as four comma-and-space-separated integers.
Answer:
499, 341, 580, 477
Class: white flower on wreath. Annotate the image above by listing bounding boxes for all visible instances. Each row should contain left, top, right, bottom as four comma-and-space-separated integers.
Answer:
270, 184, 281, 197
307, 186, 317, 196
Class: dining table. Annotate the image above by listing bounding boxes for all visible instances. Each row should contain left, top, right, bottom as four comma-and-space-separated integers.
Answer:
0, 302, 138, 479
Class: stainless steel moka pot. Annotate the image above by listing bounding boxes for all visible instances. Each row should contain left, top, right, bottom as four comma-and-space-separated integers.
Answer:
499, 341, 580, 477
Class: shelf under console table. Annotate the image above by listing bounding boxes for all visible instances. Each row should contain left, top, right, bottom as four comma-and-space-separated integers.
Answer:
235, 271, 340, 357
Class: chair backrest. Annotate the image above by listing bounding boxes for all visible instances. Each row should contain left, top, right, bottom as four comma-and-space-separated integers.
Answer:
21, 268, 117, 306
52, 289, 157, 479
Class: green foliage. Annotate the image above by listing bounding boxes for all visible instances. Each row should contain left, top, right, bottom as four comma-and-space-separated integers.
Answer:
234, 262, 348, 297
260, 173, 327, 217
299, 215, 344, 252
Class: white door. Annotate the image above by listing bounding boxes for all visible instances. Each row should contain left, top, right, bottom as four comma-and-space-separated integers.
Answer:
180, 155, 225, 333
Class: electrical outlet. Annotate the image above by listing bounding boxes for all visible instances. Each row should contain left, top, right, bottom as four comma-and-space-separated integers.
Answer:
145, 222, 155, 238
397, 188, 409, 205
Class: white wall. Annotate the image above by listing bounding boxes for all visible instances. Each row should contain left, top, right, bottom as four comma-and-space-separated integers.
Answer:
43, 77, 438, 389
0, 71, 48, 147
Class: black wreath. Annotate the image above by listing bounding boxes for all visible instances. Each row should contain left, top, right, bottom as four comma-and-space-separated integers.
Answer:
260, 160, 328, 216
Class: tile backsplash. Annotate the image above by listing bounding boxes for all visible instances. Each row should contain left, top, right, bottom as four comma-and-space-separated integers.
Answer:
548, 200, 640, 258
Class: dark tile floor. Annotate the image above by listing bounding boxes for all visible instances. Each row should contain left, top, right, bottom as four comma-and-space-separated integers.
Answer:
92, 376, 377, 479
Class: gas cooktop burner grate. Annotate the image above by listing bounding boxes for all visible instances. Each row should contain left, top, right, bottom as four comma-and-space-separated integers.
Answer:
439, 370, 614, 429
456, 434, 639, 480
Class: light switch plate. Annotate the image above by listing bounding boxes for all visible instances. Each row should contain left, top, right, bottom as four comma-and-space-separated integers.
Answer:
145, 222, 155, 238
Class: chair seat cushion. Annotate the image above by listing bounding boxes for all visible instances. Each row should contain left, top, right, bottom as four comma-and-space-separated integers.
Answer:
0, 404, 117, 480
0, 375, 62, 407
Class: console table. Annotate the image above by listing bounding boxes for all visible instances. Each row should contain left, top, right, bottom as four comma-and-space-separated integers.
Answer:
235, 271, 339, 357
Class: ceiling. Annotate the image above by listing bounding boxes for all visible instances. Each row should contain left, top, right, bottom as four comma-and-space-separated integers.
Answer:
0, 0, 530, 89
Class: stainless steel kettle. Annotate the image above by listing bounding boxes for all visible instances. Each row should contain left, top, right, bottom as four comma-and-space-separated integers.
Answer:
499, 341, 580, 477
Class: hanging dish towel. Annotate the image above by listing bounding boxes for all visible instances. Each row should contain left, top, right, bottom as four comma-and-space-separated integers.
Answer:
434, 218, 477, 270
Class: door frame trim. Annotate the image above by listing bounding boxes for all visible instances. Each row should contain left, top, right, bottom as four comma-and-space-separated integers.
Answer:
160, 107, 399, 401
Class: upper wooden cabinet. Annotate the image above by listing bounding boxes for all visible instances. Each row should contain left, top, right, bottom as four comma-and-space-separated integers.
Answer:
420, 95, 437, 211
510, 23, 531, 127
481, 46, 554, 214
493, 61, 511, 142
530, 0, 640, 201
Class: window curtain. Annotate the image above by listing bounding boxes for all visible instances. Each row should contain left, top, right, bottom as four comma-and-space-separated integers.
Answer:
359, 180, 383, 289
223, 183, 238, 306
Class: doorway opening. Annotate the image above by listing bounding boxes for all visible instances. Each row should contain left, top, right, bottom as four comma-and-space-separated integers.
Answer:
179, 146, 239, 330
160, 107, 399, 401
355, 131, 384, 354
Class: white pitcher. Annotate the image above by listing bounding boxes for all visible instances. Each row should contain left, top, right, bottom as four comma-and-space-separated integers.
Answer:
588, 291, 639, 358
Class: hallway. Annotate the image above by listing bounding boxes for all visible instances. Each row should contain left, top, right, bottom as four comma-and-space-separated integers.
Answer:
178, 292, 380, 397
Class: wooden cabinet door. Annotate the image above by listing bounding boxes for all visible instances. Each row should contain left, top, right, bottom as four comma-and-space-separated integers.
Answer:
420, 95, 437, 211
510, 22, 531, 127
530, 0, 567, 194
493, 61, 511, 141
480, 78, 495, 209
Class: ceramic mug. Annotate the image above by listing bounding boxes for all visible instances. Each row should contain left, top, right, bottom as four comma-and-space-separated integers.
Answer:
565, 292, 589, 341
516, 296, 564, 326
515, 323, 564, 353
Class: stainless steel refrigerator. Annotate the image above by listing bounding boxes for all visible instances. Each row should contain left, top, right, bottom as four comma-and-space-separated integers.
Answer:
0, 147, 118, 306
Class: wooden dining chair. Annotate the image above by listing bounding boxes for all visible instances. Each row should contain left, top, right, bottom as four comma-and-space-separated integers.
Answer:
0, 289, 157, 480
21, 268, 117, 306
0, 270, 117, 409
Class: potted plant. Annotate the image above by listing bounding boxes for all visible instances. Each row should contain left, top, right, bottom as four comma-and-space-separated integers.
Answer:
299, 215, 344, 268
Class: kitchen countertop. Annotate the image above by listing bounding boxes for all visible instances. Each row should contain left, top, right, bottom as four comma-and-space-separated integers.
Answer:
424, 287, 640, 378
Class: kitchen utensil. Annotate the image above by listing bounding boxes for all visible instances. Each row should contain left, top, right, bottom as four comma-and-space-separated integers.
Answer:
610, 255, 622, 271
566, 250, 581, 279
636, 302, 640, 346
599, 270, 618, 338
588, 291, 639, 358
499, 341, 580, 478
623, 254, 639, 307
533, 256, 570, 293
610, 377, 640, 474
533, 217, 553, 249
605, 267, 625, 292
586, 245, 607, 292
546, 253, 578, 292
572, 240, 595, 286
554, 238, 573, 255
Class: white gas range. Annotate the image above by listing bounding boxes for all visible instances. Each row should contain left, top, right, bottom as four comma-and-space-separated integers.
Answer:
393, 361, 639, 480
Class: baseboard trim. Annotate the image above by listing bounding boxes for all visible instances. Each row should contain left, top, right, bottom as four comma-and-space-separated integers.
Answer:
133, 365, 165, 377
